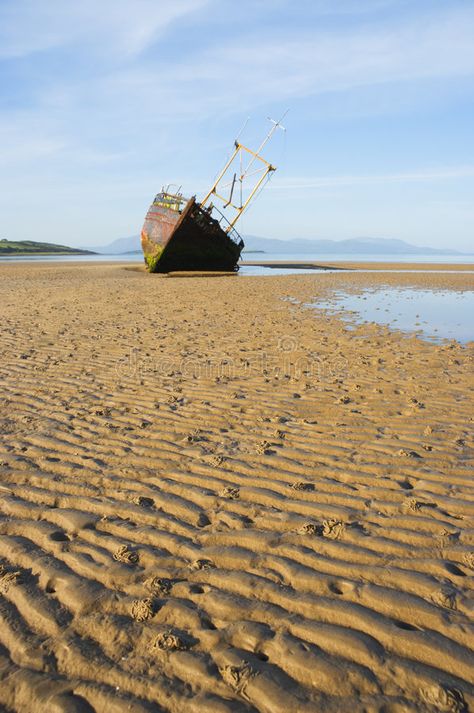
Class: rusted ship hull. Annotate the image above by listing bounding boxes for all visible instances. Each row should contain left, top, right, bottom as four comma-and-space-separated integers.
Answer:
141, 194, 244, 273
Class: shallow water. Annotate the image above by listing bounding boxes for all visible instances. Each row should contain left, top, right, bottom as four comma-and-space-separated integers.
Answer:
309, 287, 474, 344
239, 264, 327, 276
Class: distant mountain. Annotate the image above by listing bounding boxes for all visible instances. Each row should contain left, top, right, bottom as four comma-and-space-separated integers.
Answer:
0, 239, 95, 255
85, 234, 468, 256
86, 235, 141, 254
242, 236, 465, 255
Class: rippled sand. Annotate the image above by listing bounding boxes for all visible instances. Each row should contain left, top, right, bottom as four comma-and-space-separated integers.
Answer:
0, 262, 473, 713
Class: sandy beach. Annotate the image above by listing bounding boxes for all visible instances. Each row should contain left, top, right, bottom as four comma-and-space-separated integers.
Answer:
0, 262, 473, 713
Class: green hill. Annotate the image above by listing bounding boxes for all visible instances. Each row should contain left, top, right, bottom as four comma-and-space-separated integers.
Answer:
0, 239, 96, 255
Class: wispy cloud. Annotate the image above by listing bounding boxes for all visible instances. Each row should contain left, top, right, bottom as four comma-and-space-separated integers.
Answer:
0, 0, 209, 59
272, 166, 474, 190
3, 2, 473, 133
59, 2, 474, 130
176, 5, 474, 107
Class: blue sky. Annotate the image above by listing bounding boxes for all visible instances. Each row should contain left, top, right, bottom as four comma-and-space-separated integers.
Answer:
1, 0, 473, 250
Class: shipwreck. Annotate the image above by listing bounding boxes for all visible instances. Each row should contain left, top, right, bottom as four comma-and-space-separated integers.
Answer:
141, 115, 286, 273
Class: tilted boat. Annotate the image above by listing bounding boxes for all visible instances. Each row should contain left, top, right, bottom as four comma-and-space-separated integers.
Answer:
141, 115, 286, 273
141, 191, 244, 273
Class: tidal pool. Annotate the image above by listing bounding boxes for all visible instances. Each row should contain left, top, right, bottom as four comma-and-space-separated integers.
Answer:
310, 287, 474, 344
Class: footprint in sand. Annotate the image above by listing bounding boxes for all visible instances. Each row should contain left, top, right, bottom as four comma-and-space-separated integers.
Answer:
219, 486, 240, 499
113, 545, 139, 564
146, 576, 173, 596
337, 395, 352, 404
401, 497, 421, 513
154, 630, 189, 651
322, 519, 345, 540
191, 559, 215, 571
298, 522, 320, 535
132, 495, 154, 507
431, 586, 458, 610
0, 564, 20, 593
409, 398, 425, 409
93, 407, 112, 417
396, 448, 421, 459
131, 598, 155, 622
420, 684, 466, 713
436, 529, 460, 547
208, 454, 226, 467
256, 440, 273, 455
290, 481, 314, 492
219, 662, 256, 694
461, 552, 474, 569
185, 429, 206, 443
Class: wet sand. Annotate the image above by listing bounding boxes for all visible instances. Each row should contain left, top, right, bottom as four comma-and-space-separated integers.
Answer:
0, 262, 473, 712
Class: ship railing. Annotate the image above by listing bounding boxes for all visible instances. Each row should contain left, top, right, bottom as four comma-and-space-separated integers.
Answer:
154, 191, 187, 212
208, 204, 244, 247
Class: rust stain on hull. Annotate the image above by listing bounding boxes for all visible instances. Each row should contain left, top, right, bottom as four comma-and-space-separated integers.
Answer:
141, 193, 244, 273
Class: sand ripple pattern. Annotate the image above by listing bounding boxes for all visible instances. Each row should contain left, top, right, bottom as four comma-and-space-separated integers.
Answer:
0, 263, 473, 712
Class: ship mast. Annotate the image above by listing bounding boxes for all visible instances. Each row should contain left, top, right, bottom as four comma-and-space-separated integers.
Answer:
201, 112, 287, 230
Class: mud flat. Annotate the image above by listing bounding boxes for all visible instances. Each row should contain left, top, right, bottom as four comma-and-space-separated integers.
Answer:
0, 262, 473, 713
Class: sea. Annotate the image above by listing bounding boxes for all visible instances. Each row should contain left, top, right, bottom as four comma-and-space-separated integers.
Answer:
1, 251, 473, 270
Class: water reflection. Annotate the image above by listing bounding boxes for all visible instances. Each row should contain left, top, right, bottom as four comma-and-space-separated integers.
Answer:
310, 288, 474, 344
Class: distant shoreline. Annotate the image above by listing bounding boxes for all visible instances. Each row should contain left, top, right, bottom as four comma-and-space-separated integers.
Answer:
0, 251, 95, 256
0, 239, 95, 256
